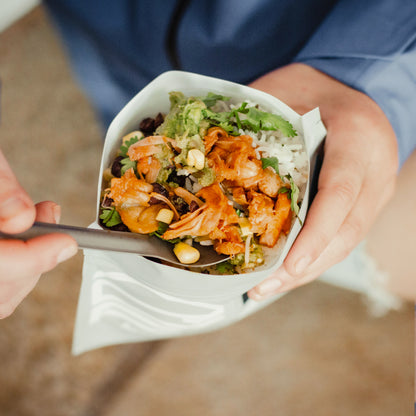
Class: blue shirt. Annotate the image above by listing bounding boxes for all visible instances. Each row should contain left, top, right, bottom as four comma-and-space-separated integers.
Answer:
44, 0, 416, 166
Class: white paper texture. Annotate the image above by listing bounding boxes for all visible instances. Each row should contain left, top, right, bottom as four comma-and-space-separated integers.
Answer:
72, 71, 326, 355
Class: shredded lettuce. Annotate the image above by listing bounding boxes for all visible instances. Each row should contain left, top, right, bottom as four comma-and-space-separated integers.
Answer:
202, 101, 297, 137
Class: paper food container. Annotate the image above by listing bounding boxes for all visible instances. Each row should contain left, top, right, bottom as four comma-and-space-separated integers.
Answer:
72, 71, 326, 354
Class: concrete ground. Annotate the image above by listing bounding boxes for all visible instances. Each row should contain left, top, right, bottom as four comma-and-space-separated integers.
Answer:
0, 7, 414, 416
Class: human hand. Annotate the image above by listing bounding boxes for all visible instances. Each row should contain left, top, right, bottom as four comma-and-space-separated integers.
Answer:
247, 63, 399, 300
0, 150, 78, 318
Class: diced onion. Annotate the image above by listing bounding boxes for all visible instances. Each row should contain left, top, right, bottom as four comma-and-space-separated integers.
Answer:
244, 234, 252, 267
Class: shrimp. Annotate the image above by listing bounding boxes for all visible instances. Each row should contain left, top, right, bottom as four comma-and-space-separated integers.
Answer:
127, 136, 176, 160
213, 225, 245, 255
136, 156, 161, 183
247, 191, 274, 235
127, 135, 176, 182
118, 204, 163, 234
207, 135, 263, 187
258, 168, 283, 198
231, 187, 248, 206
162, 183, 239, 240
204, 127, 228, 154
108, 168, 153, 208
259, 192, 292, 248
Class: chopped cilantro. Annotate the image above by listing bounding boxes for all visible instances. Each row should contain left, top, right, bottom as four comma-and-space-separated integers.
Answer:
199, 92, 230, 108
156, 221, 169, 234
119, 136, 140, 157
100, 208, 122, 227
201, 108, 237, 134
120, 157, 137, 175
150, 221, 181, 244
261, 156, 280, 175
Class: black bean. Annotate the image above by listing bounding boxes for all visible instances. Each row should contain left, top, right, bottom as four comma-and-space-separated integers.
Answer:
111, 156, 124, 177
172, 196, 189, 216
189, 200, 199, 212
139, 117, 155, 135
152, 183, 169, 198
109, 223, 130, 232
154, 112, 164, 129
167, 170, 186, 188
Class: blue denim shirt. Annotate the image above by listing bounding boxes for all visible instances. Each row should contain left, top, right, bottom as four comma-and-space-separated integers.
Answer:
44, 0, 416, 166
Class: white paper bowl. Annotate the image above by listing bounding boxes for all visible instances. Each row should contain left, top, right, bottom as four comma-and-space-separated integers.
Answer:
92, 70, 323, 301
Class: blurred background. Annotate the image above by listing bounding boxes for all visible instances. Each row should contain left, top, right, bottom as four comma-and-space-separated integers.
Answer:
0, 3, 414, 416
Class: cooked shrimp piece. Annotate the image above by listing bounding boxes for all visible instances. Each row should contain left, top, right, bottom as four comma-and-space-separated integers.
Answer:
232, 187, 248, 206
208, 227, 227, 240
258, 168, 283, 198
247, 191, 274, 235
118, 204, 162, 234
118, 206, 145, 233
173, 187, 204, 207
109, 168, 153, 207
136, 156, 161, 183
207, 134, 263, 186
213, 225, 245, 255
162, 183, 239, 240
204, 127, 228, 154
259, 192, 292, 247
127, 136, 176, 160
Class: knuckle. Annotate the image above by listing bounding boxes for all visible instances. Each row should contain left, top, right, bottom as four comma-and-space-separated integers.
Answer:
331, 180, 357, 206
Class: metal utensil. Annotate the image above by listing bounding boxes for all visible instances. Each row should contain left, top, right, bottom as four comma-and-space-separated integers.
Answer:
0, 222, 228, 268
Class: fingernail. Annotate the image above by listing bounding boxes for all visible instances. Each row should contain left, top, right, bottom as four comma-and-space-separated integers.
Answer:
57, 244, 78, 264
53, 205, 61, 224
0, 197, 29, 221
294, 255, 311, 275
257, 278, 283, 296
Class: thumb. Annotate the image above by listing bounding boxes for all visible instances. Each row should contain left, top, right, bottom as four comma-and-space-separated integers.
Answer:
0, 150, 36, 233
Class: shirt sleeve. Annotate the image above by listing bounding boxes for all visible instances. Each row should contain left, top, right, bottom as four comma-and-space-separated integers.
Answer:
295, 0, 416, 168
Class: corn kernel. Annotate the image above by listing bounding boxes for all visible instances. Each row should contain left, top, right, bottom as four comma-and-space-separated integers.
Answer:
174, 242, 200, 264
122, 130, 144, 144
156, 208, 174, 224
238, 217, 252, 237
187, 149, 205, 170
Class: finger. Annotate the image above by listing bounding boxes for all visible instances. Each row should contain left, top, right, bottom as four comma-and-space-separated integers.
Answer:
0, 234, 78, 281
0, 276, 41, 319
282, 133, 368, 277
0, 150, 36, 233
35, 201, 61, 224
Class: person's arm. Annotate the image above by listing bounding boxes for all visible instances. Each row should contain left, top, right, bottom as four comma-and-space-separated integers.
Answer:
295, 0, 416, 167
0, 150, 78, 318
248, 0, 416, 299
